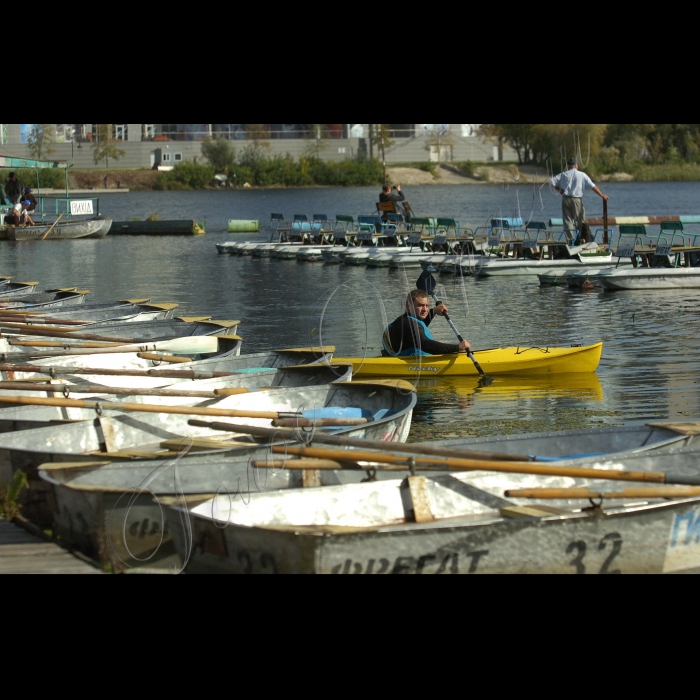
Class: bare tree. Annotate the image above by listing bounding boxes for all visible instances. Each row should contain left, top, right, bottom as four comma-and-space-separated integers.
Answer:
424, 125, 455, 163
92, 125, 126, 168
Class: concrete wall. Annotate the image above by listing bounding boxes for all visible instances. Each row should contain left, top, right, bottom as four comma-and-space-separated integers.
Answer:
0, 133, 517, 169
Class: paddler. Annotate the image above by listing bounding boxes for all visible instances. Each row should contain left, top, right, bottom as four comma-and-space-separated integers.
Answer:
382, 290, 471, 357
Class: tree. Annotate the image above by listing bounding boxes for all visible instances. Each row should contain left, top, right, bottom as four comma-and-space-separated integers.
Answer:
303, 124, 332, 158
424, 125, 455, 163
27, 124, 56, 160
244, 124, 271, 145
92, 124, 126, 168
201, 135, 236, 174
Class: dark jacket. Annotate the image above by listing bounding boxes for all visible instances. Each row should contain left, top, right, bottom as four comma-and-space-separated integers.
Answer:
382, 310, 461, 357
4, 178, 25, 204
379, 189, 411, 222
24, 193, 38, 210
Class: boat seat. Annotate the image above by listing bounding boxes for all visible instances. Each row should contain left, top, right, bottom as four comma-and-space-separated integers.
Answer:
532, 452, 607, 462
302, 406, 391, 431
305, 407, 374, 420
231, 367, 274, 374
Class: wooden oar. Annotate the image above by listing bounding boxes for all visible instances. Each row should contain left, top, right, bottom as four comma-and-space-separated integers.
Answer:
137, 353, 192, 364
0, 326, 137, 343
40, 213, 64, 241
9, 340, 126, 348
0, 381, 249, 399
417, 269, 494, 386
0, 395, 300, 420
0, 335, 219, 358
261, 444, 700, 486
506, 487, 700, 499
188, 420, 535, 463
0, 315, 90, 325
0, 364, 235, 379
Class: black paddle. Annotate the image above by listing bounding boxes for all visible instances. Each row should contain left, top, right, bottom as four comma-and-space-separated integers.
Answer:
417, 269, 494, 386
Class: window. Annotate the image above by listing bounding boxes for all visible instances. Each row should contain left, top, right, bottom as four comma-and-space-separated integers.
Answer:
162, 152, 171, 162
174, 153, 183, 162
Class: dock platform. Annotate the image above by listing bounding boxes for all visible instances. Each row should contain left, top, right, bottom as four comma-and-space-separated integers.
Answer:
0, 517, 102, 574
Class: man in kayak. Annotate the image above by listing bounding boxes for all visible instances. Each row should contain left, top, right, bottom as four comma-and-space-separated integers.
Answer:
382, 290, 471, 357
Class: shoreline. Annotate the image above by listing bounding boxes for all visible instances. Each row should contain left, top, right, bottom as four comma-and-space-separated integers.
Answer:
55, 165, 700, 193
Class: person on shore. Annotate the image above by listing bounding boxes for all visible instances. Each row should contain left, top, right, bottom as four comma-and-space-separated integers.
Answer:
4, 172, 25, 205
382, 289, 471, 357
550, 158, 609, 244
103, 176, 109, 190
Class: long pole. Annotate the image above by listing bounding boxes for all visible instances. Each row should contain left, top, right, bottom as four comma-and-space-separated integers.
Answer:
603, 198, 609, 246
381, 128, 387, 185
368, 124, 374, 159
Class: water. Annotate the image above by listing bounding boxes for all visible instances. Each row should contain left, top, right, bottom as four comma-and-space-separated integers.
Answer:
4, 181, 700, 441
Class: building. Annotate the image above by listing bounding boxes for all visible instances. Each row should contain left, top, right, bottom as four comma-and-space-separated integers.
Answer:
0, 124, 514, 168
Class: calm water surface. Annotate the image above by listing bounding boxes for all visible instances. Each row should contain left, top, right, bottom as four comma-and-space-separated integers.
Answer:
4, 182, 700, 441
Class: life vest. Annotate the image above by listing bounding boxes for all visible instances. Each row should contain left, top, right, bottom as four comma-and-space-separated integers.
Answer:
382, 314, 434, 357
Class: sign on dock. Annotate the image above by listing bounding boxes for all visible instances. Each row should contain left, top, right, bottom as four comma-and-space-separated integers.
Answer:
70, 200, 94, 216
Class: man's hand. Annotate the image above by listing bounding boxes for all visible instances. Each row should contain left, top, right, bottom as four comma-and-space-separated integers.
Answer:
434, 302, 448, 316
459, 340, 471, 352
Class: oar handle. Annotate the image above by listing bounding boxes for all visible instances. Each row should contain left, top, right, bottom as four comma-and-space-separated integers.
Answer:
430, 294, 464, 342
430, 292, 487, 375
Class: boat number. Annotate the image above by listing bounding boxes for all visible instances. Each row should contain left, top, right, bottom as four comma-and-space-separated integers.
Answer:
331, 551, 489, 574
566, 533, 623, 575
616, 247, 635, 258
655, 246, 672, 256
127, 518, 169, 540
408, 366, 440, 373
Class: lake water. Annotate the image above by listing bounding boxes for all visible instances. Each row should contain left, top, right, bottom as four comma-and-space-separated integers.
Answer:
4, 181, 700, 442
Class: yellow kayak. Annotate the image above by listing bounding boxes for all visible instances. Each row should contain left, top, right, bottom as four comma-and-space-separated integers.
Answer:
335, 343, 603, 378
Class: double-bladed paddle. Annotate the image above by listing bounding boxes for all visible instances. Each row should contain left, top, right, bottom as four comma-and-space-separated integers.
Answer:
416, 269, 493, 386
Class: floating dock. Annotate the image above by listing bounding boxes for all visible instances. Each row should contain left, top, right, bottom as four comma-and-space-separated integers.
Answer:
0, 517, 101, 574
110, 220, 205, 235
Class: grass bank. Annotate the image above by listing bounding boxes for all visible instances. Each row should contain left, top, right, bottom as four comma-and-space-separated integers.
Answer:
20, 160, 700, 194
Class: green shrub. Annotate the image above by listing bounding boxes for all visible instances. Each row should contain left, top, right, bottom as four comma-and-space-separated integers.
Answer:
453, 161, 477, 178
154, 162, 215, 190
633, 164, 700, 182
16, 168, 67, 190
0, 471, 28, 523
392, 162, 438, 177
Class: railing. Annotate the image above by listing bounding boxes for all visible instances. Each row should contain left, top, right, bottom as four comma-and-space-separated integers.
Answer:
34, 197, 100, 223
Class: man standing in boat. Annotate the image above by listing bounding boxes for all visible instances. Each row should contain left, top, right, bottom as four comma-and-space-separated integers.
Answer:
4, 172, 25, 205
551, 158, 609, 244
382, 290, 471, 357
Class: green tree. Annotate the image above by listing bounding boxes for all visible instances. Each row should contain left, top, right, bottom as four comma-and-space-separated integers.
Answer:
27, 124, 56, 160
201, 135, 236, 174
369, 124, 394, 152
92, 124, 126, 168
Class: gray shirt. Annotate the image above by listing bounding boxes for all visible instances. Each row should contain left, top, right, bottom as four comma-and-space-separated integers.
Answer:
550, 169, 596, 198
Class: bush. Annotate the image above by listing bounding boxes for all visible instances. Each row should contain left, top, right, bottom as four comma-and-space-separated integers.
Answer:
16, 168, 67, 190
202, 137, 236, 174
633, 164, 700, 182
154, 162, 215, 190
392, 162, 438, 177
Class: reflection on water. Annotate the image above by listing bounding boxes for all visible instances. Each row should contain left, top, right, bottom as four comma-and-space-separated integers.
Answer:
2, 183, 700, 440
409, 374, 605, 442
